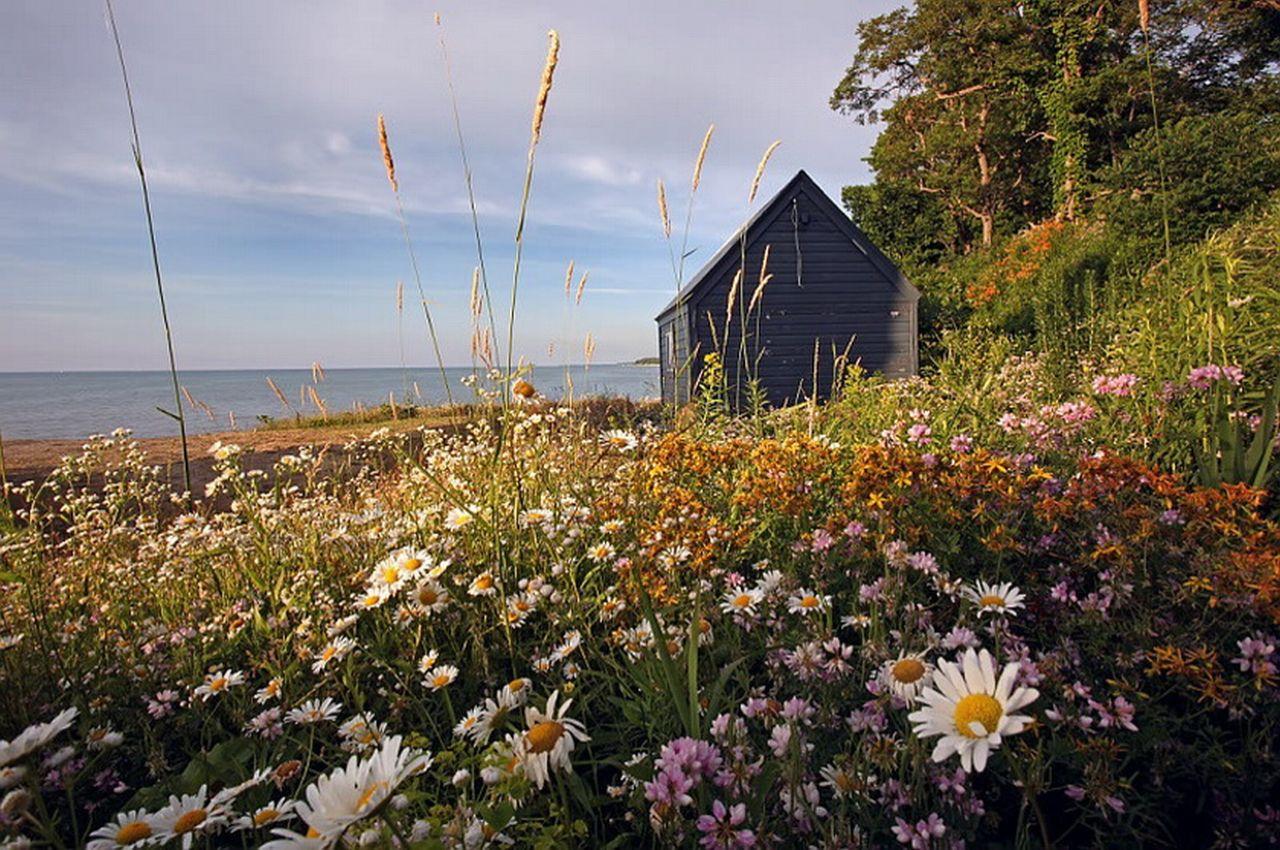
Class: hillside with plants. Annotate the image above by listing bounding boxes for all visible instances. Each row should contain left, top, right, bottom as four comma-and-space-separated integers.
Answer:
830, 0, 1280, 494
2, 3, 1280, 849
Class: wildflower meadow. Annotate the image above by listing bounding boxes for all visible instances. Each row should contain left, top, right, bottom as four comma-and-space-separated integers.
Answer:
5, 3, 1280, 848
2, 384, 1279, 847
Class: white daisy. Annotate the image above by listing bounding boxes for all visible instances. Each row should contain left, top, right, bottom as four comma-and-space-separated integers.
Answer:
86, 808, 159, 848
500, 678, 532, 706
520, 508, 555, 527
907, 648, 1039, 772
261, 736, 430, 848
354, 588, 391, 611
417, 650, 441, 673
511, 690, 590, 789
311, 637, 356, 674
425, 665, 459, 691
468, 572, 498, 597
599, 429, 638, 452
587, 541, 616, 562
193, 670, 246, 702
286, 698, 343, 726
0, 707, 78, 768
819, 763, 873, 800
504, 593, 539, 627
881, 653, 933, 702
454, 707, 485, 739
255, 678, 283, 704
407, 579, 449, 615
367, 556, 411, 593
0, 766, 27, 790
720, 587, 762, 617
444, 507, 478, 531
468, 696, 517, 742
233, 798, 298, 832
963, 580, 1026, 617
86, 727, 124, 750
151, 786, 229, 848
338, 716, 388, 754
755, 568, 784, 596
787, 589, 830, 616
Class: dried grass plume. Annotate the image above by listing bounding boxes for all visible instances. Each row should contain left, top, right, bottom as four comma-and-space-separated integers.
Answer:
749, 140, 781, 204
377, 114, 397, 192
692, 124, 714, 191
530, 30, 561, 151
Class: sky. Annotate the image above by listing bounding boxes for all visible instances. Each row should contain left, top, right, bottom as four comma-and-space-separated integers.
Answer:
0, 0, 893, 371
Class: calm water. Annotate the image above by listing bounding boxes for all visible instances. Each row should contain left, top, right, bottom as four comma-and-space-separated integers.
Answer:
0, 365, 660, 440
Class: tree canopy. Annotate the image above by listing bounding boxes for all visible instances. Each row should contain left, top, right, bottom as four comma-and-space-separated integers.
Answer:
832, 0, 1280, 262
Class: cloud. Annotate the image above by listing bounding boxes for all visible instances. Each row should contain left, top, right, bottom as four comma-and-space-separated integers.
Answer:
0, 0, 893, 372
559, 154, 644, 187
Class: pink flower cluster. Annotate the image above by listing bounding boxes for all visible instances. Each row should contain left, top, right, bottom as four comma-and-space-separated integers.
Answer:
1091, 373, 1139, 397
644, 737, 724, 810
1188, 364, 1244, 390
891, 813, 947, 848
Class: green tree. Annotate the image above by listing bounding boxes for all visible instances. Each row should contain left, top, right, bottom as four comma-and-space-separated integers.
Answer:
831, 1, 1052, 250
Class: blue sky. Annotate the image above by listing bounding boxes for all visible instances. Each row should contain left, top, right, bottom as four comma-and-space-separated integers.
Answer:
0, 0, 891, 371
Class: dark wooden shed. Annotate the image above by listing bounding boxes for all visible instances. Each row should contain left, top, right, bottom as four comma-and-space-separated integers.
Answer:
655, 169, 919, 406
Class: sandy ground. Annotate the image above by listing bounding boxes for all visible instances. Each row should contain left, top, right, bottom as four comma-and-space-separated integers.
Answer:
0, 418, 443, 494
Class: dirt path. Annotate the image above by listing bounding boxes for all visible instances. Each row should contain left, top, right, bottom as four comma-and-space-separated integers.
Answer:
0, 418, 443, 494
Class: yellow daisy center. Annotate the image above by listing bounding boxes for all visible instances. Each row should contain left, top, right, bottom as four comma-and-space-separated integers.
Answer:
209, 677, 228, 692
475, 575, 493, 590
321, 646, 337, 661
833, 771, 858, 792
891, 658, 926, 684
307, 827, 322, 838
418, 588, 439, 605
800, 595, 819, 608
355, 781, 387, 812
381, 566, 400, 584
115, 821, 153, 844
733, 594, 752, 608
253, 809, 280, 826
402, 557, 422, 571
526, 720, 565, 754
954, 693, 1003, 738
979, 594, 1006, 608
173, 809, 207, 833
433, 674, 452, 688
507, 678, 526, 692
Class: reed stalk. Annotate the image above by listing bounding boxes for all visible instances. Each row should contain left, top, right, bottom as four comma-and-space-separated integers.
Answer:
505, 30, 560, 404
105, 0, 192, 496
377, 114, 455, 406
665, 124, 715, 406
727, 139, 781, 408
434, 13, 499, 371
396, 281, 412, 399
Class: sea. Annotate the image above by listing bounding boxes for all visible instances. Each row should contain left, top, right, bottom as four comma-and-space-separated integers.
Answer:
0, 364, 661, 440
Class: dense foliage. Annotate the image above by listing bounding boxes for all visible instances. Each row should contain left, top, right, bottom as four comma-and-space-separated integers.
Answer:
832, 0, 1280, 259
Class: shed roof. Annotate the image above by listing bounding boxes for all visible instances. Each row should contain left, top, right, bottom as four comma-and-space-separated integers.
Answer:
654, 169, 918, 322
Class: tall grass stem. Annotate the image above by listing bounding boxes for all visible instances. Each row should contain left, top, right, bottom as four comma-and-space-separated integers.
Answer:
105, 0, 191, 497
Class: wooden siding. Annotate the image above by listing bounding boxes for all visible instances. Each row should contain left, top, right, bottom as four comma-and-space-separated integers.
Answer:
656, 170, 918, 406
